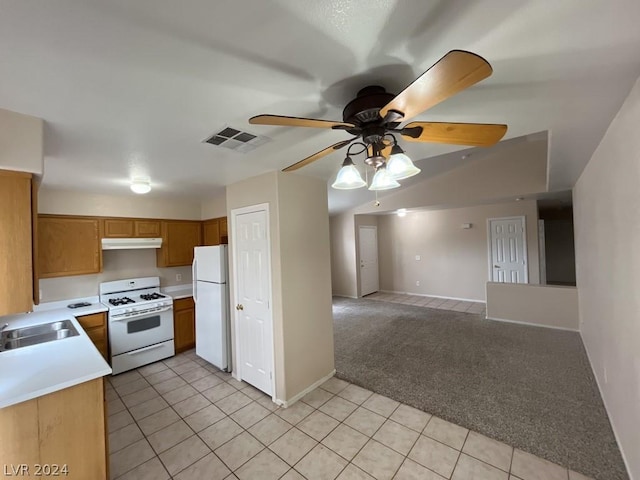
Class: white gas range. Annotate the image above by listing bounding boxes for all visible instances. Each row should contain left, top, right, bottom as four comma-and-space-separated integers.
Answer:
99, 277, 174, 375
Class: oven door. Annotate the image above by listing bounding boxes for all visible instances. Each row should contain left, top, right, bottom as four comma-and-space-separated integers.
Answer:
109, 307, 174, 356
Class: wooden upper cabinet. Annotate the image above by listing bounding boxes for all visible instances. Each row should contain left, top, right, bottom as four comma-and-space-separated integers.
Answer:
134, 220, 161, 237
102, 218, 134, 238
39, 215, 101, 278
0, 170, 34, 315
102, 218, 161, 238
203, 217, 228, 246
156, 221, 202, 267
220, 217, 228, 244
203, 218, 221, 246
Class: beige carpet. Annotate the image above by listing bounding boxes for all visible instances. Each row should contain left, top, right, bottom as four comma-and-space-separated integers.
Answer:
332, 296, 627, 480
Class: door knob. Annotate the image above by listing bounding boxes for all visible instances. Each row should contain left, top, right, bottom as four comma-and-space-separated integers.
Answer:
236, 304, 244, 311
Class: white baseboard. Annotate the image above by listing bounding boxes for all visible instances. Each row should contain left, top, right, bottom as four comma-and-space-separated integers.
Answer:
378, 290, 485, 304
580, 333, 634, 480
484, 315, 579, 332
276, 369, 336, 408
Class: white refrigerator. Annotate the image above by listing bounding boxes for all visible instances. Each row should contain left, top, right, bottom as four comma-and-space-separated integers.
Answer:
193, 245, 230, 371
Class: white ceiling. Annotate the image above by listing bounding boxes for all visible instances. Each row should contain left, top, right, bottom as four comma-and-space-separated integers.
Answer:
1, 0, 639, 213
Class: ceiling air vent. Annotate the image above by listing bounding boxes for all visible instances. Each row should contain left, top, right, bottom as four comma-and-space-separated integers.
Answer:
203, 126, 271, 154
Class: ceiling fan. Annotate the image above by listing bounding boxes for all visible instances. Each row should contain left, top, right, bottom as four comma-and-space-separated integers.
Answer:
249, 50, 507, 190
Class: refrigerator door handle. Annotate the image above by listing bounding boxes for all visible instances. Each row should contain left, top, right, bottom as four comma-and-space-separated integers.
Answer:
192, 258, 198, 303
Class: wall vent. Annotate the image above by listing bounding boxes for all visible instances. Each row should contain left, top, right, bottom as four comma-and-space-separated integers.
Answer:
203, 126, 271, 153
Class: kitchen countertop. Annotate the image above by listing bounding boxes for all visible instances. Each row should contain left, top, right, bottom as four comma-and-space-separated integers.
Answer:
33, 296, 108, 316
163, 284, 193, 299
0, 307, 112, 409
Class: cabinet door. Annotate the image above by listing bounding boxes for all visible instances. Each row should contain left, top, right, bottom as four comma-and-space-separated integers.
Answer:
134, 220, 161, 237
174, 307, 195, 353
0, 170, 33, 316
157, 221, 202, 267
203, 219, 220, 246
39, 216, 101, 277
219, 217, 228, 244
103, 219, 134, 238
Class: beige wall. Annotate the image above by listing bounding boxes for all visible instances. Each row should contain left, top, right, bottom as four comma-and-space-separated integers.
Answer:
353, 136, 548, 215
0, 108, 43, 174
277, 173, 334, 402
486, 283, 578, 330
329, 213, 357, 298
39, 188, 201, 219
201, 193, 227, 219
39, 249, 191, 302
226, 171, 334, 404
377, 201, 539, 301
573, 77, 640, 479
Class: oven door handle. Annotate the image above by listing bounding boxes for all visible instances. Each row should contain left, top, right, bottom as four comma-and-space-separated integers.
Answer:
126, 343, 165, 355
111, 306, 173, 321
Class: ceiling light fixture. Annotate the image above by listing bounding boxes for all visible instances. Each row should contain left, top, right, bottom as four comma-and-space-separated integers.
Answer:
397, 208, 407, 217
331, 136, 415, 192
386, 142, 421, 180
130, 179, 151, 194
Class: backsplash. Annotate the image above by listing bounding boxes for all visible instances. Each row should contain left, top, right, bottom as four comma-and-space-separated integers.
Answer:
39, 249, 192, 302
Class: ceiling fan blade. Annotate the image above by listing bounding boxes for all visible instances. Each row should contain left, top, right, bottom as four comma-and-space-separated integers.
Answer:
380, 50, 493, 122
401, 122, 507, 146
282, 139, 354, 172
250, 114, 355, 130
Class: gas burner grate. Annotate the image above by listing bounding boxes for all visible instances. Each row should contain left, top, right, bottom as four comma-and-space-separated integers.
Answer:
140, 293, 166, 301
109, 297, 135, 306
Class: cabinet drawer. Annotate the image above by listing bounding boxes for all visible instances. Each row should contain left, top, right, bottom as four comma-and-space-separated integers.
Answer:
174, 297, 194, 311
77, 312, 106, 329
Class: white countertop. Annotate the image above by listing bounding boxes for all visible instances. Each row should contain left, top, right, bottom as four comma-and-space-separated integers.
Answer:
163, 284, 193, 299
33, 295, 108, 316
0, 307, 112, 409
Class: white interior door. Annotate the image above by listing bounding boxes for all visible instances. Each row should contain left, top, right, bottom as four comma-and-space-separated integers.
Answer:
359, 226, 379, 296
233, 208, 273, 395
488, 216, 528, 283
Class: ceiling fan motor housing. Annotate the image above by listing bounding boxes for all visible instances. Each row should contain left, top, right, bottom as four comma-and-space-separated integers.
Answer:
342, 85, 396, 131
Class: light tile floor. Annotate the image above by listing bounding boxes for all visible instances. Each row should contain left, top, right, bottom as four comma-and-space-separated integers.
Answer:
106, 349, 592, 480
365, 292, 486, 316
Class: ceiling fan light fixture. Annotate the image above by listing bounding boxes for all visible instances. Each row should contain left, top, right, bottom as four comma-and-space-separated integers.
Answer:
331, 156, 366, 190
387, 144, 421, 180
130, 179, 151, 194
368, 165, 400, 191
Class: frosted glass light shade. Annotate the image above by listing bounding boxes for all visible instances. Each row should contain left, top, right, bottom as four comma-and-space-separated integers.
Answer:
332, 158, 366, 189
387, 146, 421, 180
368, 166, 400, 191
130, 180, 151, 194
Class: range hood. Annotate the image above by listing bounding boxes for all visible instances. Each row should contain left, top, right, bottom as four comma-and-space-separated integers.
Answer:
101, 238, 162, 250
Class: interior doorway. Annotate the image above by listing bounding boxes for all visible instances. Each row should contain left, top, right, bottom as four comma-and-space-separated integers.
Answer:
231, 204, 274, 396
487, 216, 528, 283
359, 226, 379, 296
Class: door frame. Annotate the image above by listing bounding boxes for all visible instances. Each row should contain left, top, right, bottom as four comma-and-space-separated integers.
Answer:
357, 225, 379, 297
486, 215, 529, 283
229, 202, 276, 400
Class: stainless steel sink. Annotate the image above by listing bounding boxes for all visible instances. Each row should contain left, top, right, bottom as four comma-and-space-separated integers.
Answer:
0, 320, 79, 352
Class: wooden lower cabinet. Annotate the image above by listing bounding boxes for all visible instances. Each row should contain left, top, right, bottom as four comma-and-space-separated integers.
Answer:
174, 297, 195, 353
76, 312, 108, 360
0, 378, 107, 480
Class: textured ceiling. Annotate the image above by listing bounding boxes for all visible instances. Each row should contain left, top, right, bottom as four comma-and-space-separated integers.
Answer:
1, 0, 639, 213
